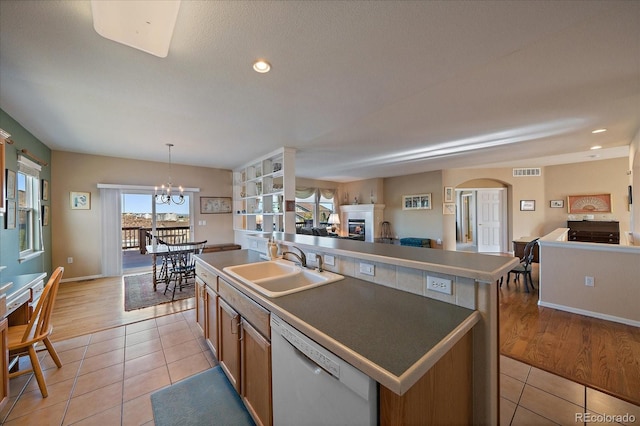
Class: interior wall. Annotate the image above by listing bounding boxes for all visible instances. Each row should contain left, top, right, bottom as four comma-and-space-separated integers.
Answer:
339, 178, 384, 206
383, 170, 443, 240
630, 128, 640, 238
544, 157, 630, 235
51, 151, 233, 280
0, 108, 52, 278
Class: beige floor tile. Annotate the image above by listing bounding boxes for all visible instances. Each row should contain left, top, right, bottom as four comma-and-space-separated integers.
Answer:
123, 365, 171, 402
71, 405, 122, 426
73, 362, 125, 397
527, 367, 585, 407
6, 378, 75, 421
24, 360, 82, 393
124, 350, 167, 379
125, 337, 163, 361
500, 355, 531, 382
89, 326, 126, 344
126, 318, 157, 334
160, 328, 196, 349
203, 346, 218, 367
586, 388, 640, 425
157, 319, 190, 336
41, 345, 86, 369
163, 338, 203, 364
78, 348, 125, 376
51, 335, 91, 352
122, 392, 154, 426
8, 374, 32, 397
167, 352, 211, 383
155, 313, 185, 326
126, 327, 160, 347
63, 381, 123, 425
519, 384, 583, 425
501, 373, 525, 404
0, 396, 18, 423
85, 335, 126, 358
2, 401, 67, 426
501, 397, 517, 425
511, 406, 559, 425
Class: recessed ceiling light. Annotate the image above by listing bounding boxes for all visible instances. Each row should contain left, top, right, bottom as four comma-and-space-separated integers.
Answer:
590, 145, 602, 150
253, 60, 271, 73
591, 128, 607, 134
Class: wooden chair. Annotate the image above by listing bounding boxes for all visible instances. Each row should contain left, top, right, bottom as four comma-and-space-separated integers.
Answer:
502, 238, 539, 292
164, 241, 207, 300
7, 267, 64, 398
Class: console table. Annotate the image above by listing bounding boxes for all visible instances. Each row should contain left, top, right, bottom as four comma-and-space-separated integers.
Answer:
567, 220, 620, 244
513, 237, 540, 263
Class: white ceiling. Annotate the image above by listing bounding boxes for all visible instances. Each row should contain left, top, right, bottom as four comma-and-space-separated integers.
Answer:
1, 1, 638, 182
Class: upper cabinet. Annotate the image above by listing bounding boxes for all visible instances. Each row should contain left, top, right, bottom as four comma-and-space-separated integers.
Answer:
233, 148, 295, 236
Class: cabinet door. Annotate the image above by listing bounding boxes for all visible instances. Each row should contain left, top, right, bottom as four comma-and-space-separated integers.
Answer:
205, 286, 218, 358
241, 320, 272, 426
195, 278, 207, 334
0, 318, 8, 411
218, 298, 241, 392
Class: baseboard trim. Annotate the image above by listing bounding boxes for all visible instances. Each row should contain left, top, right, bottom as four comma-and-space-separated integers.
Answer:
61, 274, 104, 283
538, 301, 640, 327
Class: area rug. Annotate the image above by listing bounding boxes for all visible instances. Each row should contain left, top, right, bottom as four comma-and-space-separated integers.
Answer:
123, 273, 193, 311
151, 366, 255, 426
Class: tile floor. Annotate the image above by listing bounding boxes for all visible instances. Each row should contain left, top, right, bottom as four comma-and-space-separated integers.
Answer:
2, 309, 638, 425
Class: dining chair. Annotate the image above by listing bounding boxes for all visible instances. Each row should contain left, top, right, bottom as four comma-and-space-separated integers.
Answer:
501, 238, 539, 292
7, 267, 64, 398
164, 240, 207, 300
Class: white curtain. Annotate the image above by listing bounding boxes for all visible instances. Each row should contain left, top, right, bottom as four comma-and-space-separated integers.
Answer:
295, 187, 316, 199
100, 187, 122, 276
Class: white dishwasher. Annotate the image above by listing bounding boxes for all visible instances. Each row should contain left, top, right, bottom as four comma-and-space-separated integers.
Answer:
270, 315, 377, 426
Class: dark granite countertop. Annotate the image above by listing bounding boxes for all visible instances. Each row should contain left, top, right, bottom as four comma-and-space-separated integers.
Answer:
196, 250, 480, 394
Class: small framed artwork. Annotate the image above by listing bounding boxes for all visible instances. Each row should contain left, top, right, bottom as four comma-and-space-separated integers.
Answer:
550, 200, 564, 208
567, 193, 612, 214
520, 200, 535, 211
444, 187, 454, 203
200, 196, 232, 214
6, 169, 16, 199
42, 179, 49, 201
443, 202, 456, 215
42, 205, 50, 226
403, 194, 432, 210
5, 200, 16, 229
70, 191, 91, 210
285, 200, 295, 212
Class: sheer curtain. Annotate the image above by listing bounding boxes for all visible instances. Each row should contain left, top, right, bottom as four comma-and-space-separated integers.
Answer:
100, 187, 122, 277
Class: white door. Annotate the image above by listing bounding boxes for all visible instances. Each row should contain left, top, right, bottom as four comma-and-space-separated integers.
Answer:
477, 189, 503, 252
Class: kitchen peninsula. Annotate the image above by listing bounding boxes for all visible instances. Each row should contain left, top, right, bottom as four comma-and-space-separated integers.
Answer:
195, 233, 518, 425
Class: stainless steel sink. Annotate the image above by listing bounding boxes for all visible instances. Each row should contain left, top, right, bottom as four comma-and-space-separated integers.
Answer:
223, 259, 344, 298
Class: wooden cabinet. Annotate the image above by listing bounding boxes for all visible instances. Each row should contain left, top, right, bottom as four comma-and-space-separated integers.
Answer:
218, 298, 242, 392
205, 286, 218, 358
0, 318, 8, 412
241, 320, 272, 426
195, 278, 207, 334
568, 220, 619, 244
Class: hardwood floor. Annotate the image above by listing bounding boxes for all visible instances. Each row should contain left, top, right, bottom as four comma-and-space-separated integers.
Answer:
51, 275, 194, 342
499, 267, 640, 407
49, 269, 639, 408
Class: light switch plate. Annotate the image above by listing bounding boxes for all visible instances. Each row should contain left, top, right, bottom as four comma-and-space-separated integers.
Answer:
359, 263, 375, 276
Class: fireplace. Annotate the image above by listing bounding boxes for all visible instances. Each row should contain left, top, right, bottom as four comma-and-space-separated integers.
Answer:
348, 219, 366, 240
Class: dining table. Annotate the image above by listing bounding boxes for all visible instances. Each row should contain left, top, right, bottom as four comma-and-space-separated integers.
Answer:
145, 244, 171, 291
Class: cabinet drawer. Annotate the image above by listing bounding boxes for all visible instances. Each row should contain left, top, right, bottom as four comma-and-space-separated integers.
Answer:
219, 278, 270, 340
196, 264, 217, 291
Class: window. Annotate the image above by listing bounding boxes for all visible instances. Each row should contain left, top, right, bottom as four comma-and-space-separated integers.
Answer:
295, 188, 335, 227
17, 170, 42, 257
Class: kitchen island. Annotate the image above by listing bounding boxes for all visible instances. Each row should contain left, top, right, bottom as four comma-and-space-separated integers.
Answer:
195, 237, 518, 425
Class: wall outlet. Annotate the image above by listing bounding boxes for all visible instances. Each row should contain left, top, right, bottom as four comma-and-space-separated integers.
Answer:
359, 263, 375, 276
585, 276, 595, 287
307, 252, 317, 261
67, 257, 73, 264
324, 255, 335, 266
427, 276, 452, 295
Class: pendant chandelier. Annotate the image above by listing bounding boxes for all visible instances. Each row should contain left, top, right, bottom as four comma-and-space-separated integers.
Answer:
155, 143, 185, 205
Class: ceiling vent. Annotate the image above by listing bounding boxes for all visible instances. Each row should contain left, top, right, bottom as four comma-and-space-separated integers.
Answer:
513, 168, 541, 177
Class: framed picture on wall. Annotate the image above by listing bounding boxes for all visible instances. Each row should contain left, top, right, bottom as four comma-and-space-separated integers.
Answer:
567, 193, 611, 214
520, 200, 535, 211
443, 203, 455, 215
70, 191, 91, 210
42, 205, 50, 226
6, 169, 16, 199
5, 200, 16, 229
200, 196, 232, 214
550, 200, 564, 208
403, 194, 432, 210
42, 179, 49, 201
444, 186, 454, 203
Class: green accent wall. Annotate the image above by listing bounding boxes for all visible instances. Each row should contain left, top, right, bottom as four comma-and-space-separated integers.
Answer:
0, 108, 52, 280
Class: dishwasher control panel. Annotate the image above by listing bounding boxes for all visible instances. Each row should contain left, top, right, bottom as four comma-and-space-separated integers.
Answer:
272, 316, 340, 378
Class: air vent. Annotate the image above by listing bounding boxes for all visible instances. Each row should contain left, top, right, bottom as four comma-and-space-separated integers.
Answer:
513, 168, 541, 177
